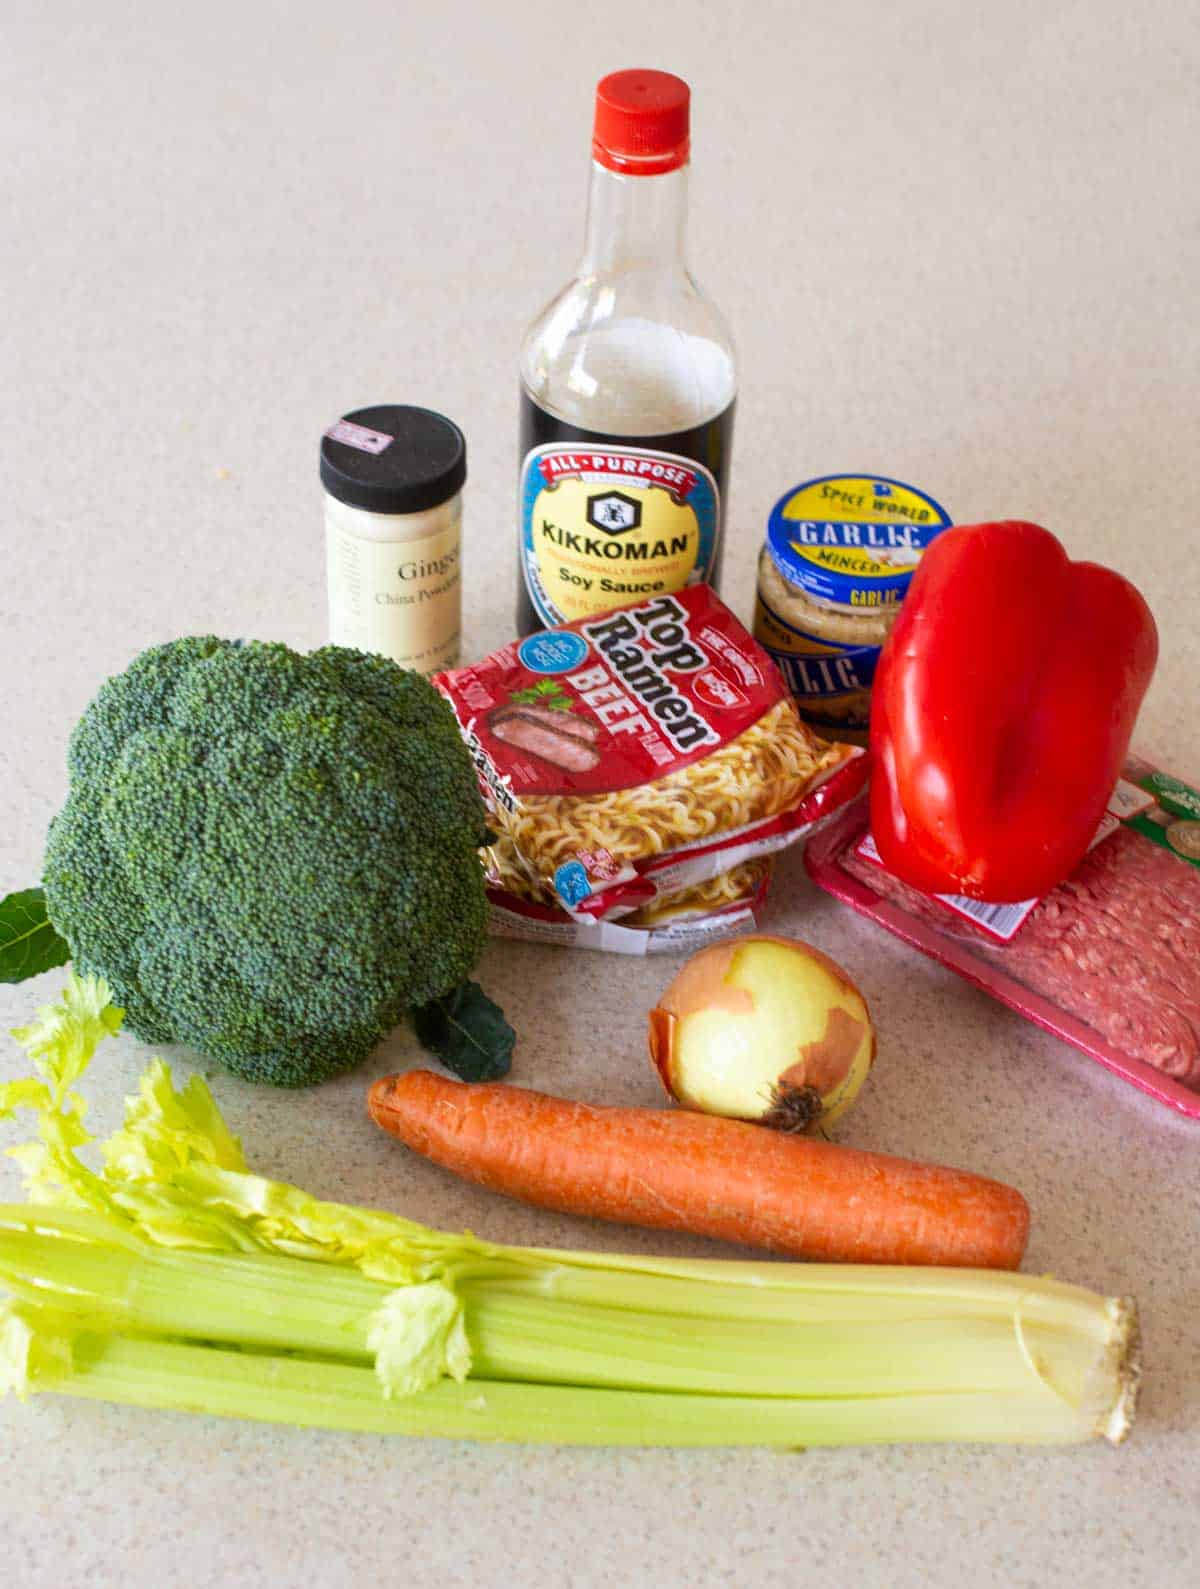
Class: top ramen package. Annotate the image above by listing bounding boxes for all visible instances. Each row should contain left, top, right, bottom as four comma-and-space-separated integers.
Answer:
482, 836, 773, 955
434, 587, 866, 926
804, 757, 1200, 1118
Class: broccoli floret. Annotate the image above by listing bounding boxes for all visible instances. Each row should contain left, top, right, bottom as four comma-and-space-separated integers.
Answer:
42, 638, 490, 1087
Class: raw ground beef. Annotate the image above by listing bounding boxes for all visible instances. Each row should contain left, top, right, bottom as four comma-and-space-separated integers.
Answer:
843, 825, 1200, 1089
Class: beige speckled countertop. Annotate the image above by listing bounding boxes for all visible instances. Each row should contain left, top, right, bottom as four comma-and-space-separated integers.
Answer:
2, 3, 1198, 1585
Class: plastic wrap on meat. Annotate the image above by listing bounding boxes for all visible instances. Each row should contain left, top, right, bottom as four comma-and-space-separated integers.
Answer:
843, 826, 1200, 1088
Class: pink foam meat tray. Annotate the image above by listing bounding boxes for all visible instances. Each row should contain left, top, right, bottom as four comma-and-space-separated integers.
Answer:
804, 800, 1200, 1121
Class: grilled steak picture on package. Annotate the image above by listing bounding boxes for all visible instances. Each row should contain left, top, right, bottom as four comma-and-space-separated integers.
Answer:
489, 705, 602, 772
490, 703, 601, 743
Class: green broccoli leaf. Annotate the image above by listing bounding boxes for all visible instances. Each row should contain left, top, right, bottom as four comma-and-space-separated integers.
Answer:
0, 889, 71, 984
412, 981, 514, 1082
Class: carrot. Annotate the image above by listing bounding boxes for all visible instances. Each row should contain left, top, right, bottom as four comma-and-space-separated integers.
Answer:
368, 1071, 1030, 1269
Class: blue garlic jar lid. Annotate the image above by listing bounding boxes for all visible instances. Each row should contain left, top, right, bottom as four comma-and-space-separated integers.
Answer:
766, 473, 952, 608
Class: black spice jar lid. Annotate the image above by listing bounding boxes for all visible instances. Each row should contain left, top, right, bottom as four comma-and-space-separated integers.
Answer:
320, 404, 467, 515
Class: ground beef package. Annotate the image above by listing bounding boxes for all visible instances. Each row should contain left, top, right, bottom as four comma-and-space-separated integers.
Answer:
805, 756, 1200, 1118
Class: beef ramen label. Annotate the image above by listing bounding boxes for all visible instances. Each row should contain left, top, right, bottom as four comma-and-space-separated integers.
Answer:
434, 586, 782, 801
518, 442, 721, 627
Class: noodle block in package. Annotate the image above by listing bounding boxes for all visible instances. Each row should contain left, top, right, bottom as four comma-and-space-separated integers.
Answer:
482, 834, 772, 955
434, 587, 866, 924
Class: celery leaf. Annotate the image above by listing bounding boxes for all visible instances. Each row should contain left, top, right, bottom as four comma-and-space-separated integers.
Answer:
368, 1280, 472, 1397
11, 973, 123, 1097
0, 1300, 77, 1400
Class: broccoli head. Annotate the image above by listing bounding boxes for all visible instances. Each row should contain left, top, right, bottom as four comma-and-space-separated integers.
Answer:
42, 637, 491, 1087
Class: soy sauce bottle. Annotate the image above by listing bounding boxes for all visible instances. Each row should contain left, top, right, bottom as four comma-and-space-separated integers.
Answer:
517, 69, 737, 635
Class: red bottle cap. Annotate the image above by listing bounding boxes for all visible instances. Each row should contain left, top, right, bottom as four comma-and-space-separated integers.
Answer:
592, 69, 691, 176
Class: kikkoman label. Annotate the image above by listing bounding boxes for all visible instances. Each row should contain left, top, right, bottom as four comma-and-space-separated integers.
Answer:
767, 474, 952, 608
519, 442, 720, 626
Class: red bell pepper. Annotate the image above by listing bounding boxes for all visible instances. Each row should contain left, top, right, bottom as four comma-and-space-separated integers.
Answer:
870, 521, 1158, 902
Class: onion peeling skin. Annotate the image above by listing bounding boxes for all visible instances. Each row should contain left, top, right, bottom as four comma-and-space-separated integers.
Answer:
649, 935, 875, 1130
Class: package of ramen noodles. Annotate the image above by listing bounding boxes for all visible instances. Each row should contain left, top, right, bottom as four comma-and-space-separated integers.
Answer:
434, 587, 866, 921
481, 836, 771, 954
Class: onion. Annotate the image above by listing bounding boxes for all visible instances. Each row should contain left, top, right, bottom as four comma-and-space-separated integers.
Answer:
648, 934, 875, 1131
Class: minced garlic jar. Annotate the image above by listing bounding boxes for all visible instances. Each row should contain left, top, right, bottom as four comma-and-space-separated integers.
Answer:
753, 473, 952, 743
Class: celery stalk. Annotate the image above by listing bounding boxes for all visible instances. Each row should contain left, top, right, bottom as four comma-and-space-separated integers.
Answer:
0, 976, 1142, 1447
0, 1212, 389, 1359
0, 1206, 1139, 1434
13, 1318, 1135, 1448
